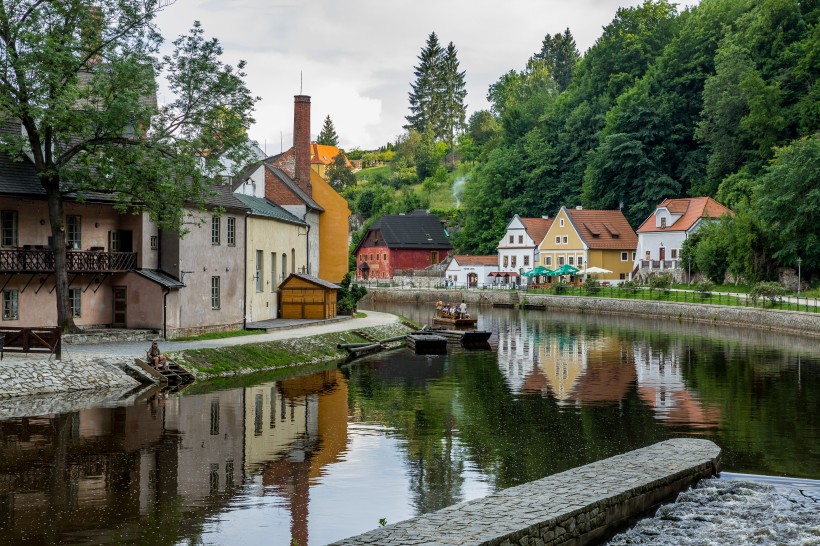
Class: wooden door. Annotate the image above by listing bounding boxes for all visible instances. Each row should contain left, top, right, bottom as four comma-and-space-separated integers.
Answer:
112, 286, 127, 327
659, 247, 666, 261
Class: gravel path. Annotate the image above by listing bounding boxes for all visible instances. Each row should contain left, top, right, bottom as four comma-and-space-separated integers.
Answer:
60, 311, 399, 360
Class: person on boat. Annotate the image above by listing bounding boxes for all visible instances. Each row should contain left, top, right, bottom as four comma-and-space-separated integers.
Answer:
459, 300, 468, 319
436, 300, 444, 317
147, 340, 169, 370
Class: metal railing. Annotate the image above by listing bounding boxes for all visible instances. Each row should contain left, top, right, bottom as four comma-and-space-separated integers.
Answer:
0, 249, 136, 273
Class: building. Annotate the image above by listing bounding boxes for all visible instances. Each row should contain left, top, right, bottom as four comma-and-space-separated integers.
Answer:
266, 96, 351, 283
495, 215, 552, 286
444, 255, 498, 288
538, 207, 637, 284
279, 273, 339, 320
635, 197, 733, 274
354, 211, 452, 280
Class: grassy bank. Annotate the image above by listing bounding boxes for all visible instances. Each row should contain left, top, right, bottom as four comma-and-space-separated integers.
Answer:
170, 323, 411, 379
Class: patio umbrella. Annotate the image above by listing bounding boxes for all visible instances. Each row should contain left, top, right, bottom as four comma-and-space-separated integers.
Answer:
583, 266, 612, 275
552, 264, 580, 276
532, 265, 552, 276
522, 268, 539, 277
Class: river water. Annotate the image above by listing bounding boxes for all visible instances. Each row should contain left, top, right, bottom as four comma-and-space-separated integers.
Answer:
1, 303, 819, 545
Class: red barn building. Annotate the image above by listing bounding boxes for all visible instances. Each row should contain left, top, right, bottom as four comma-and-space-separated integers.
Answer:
354, 212, 452, 280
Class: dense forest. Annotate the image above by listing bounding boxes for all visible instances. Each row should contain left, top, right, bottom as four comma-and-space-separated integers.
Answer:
347, 0, 819, 283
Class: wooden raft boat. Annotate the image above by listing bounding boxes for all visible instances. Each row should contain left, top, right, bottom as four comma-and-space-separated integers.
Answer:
431, 316, 478, 328
406, 332, 448, 355
425, 327, 492, 345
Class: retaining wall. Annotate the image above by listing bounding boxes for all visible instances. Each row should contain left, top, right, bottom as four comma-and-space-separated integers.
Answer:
364, 288, 820, 338
0, 356, 142, 399
331, 438, 721, 546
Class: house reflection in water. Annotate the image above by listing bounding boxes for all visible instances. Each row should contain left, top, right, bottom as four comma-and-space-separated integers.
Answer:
244, 370, 348, 546
0, 369, 350, 546
633, 343, 721, 428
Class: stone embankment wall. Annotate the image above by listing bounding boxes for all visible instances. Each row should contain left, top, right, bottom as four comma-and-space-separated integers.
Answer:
0, 357, 142, 399
332, 438, 721, 546
364, 288, 820, 337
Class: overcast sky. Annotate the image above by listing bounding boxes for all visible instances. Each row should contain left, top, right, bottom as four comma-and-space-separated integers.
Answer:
154, 1, 697, 153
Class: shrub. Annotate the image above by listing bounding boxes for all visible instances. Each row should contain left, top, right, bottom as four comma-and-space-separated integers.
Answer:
695, 279, 714, 299
554, 282, 570, 295
750, 281, 785, 306
583, 278, 601, 294
648, 273, 674, 294
336, 273, 368, 315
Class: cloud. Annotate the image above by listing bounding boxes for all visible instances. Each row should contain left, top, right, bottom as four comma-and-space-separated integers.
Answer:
155, 0, 699, 150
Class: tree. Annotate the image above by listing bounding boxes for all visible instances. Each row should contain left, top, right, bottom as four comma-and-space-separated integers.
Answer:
317, 115, 339, 146
440, 42, 467, 165
326, 152, 356, 191
531, 28, 580, 91
0, 2, 257, 332
406, 32, 443, 135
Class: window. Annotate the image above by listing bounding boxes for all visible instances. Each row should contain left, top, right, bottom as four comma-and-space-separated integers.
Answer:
523, 256, 529, 266
518, 235, 523, 244
620, 273, 626, 280
254, 393, 263, 436
660, 217, 667, 229
632, 252, 637, 261
292, 249, 296, 273
562, 236, 568, 244
431, 251, 439, 263
568, 256, 574, 265
545, 257, 552, 266
281, 253, 287, 280
69, 288, 81, 317
1, 211, 18, 248
671, 249, 679, 259
509, 235, 514, 244
558, 256, 565, 265
560, 218, 564, 227
621, 252, 628, 261
67, 215, 82, 249
555, 236, 560, 244
255, 250, 263, 292
150, 235, 158, 250
383, 253, 387, 261
227, 217, 236, 246
511, 256, 517, 268
577, 255, 584, 266
109, 230, 120, 252
211, 276, 220, 309
3, 290, 18, 320
271, 252, 276, 291
503, 256, 509, 267
210, 399, 220, 435
211, 217, 220, 245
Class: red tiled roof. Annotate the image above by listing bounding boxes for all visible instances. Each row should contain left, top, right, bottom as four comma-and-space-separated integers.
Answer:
565, 209, 637, 250
520, 217, 553, 246
637, 197, 733, 234
310, 143, 351, 167
453, 255, 498, 266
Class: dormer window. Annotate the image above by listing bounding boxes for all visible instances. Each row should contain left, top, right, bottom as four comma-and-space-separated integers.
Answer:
660, 217, 667, 229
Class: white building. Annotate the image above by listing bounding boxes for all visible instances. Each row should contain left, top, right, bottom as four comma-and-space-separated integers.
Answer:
444, 255, 498, 288
495, 215, 552, 286
635, 197, 732, 274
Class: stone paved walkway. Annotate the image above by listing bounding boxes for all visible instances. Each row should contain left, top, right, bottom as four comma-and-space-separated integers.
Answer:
56, 310, 399, 360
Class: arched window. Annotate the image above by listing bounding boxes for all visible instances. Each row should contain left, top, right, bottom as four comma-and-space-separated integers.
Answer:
281, 253, 287, 280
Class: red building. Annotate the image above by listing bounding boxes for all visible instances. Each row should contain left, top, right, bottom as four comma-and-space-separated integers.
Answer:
354, 211, 452, 280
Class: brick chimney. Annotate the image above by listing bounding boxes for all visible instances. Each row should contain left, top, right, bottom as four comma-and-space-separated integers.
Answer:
293, 95, 312, 196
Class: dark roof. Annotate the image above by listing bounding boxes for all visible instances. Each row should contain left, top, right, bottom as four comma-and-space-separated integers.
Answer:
282, 273, 340, 290
356, 213, 452, 253
134, 269, 185, 289
0, 151, 44, 197
203, 185, 251, 212
233, 193, 306, 225
264, 164, 324, 212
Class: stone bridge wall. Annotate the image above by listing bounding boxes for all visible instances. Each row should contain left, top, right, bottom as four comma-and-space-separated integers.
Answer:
331, 438, 721, 546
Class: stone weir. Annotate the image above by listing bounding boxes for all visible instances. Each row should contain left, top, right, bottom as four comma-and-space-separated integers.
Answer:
331, 438, 721, 546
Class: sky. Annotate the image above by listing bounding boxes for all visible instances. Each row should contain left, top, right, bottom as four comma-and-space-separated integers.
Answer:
154, 1, 697, 154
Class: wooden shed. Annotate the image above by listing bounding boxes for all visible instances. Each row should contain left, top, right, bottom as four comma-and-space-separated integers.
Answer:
279, 273, 340, 320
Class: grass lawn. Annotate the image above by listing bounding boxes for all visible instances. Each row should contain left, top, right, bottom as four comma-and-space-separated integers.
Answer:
356, 165, 391, 182
672, 283, 752, 293
173, 329, 261, 342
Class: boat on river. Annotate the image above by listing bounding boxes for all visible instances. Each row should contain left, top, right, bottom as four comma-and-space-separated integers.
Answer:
431, 316, 478, 328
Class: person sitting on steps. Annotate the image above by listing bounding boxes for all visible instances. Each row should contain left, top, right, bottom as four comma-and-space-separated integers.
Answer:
147, 340, 169, 370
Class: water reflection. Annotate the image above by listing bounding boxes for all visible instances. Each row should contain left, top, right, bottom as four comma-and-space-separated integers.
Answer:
0, 304, 819, 545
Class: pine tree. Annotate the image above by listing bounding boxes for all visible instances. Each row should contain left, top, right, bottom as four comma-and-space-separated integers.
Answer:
532, 28, 580, 91
317, 115, 339, 146
440, 42, 467, 165
406, 32, 444, 135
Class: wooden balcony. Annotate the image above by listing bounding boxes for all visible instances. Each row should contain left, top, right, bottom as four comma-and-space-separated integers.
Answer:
0, 248, 136, 273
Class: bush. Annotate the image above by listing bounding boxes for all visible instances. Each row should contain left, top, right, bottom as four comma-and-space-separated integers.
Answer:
336, 273, 368, 315
694, 279, 715, 299
553, 282, 570, 294
750, 281, 786, 306
583, 278, 601, 294
648, 273, 674, 294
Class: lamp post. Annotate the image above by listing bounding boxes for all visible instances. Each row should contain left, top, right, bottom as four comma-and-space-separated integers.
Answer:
687, 255, 692, 288
797, 257, 802, 296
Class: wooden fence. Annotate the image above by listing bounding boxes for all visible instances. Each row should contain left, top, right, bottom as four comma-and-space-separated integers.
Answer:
0, 327, 61, 359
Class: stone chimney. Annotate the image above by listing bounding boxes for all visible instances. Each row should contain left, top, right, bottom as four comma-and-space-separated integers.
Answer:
293, 95, 312, 196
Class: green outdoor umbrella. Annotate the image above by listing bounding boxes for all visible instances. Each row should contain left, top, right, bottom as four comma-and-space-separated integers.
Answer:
531, 265, 552, 276
552, 264, 580, 276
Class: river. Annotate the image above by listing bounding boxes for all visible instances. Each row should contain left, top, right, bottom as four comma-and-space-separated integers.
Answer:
0, 303, 818, 545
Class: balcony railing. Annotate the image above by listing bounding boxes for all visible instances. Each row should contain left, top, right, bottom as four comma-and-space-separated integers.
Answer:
0, 249, 136, 273
639, 259, 679, 270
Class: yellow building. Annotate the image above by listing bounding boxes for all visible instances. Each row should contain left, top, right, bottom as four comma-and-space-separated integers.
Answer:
309, 143, 352, 180
538, 206, 637, 284
234, 193, 308, 322
311, 169, 351, 283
